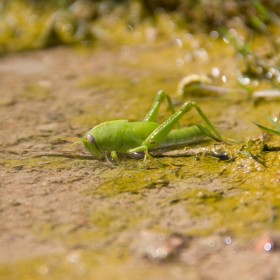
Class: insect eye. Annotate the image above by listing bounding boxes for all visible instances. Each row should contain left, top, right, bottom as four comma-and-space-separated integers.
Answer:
87, 134, 96, 145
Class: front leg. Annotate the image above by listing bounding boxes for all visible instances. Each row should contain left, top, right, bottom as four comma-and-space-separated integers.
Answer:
104, 151, 119, 164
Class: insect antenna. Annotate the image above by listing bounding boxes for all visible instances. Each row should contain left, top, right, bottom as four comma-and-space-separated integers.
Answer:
62, 137, 83, 149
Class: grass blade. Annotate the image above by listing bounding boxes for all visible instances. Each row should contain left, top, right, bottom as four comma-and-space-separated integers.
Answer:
265, 114, 280, 131
254, 122, 280, 136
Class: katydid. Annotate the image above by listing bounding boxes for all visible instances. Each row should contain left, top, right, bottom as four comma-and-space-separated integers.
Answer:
81, 90, 224, 161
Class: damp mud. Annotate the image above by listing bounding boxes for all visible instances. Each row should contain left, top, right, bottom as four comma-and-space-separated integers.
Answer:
0, 32, 280, 279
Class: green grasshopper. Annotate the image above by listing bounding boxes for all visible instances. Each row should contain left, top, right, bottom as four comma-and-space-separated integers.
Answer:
81, 90, 224, 161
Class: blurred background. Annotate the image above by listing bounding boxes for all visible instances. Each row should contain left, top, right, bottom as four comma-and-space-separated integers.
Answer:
0, 0, 279, 53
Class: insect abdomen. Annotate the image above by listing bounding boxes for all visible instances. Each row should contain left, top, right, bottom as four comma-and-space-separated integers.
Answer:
159, 125, 206, 149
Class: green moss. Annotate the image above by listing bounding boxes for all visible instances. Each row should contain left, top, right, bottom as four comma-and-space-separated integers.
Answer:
158, 152, 280, 238
79, 151, 280, 239
185, 188, 278, 237
2, 150, 280, 279
92, 166, 170, 195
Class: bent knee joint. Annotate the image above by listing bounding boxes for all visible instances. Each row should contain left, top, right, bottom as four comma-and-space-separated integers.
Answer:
156, 90, 168, 101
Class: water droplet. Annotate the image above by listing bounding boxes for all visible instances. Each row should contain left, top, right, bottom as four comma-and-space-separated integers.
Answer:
175, 38, 183, 48
266, 71, 273, 79
264, 242, 272, 252
239, 76, 250, 85
194, 48, 208, 61
222, 75, 227, 83
268, 67, 276, 75
211, 67, 220, 78
225, 237, 232, 245
223, 37, 229, 44
209, 30, 219, 40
